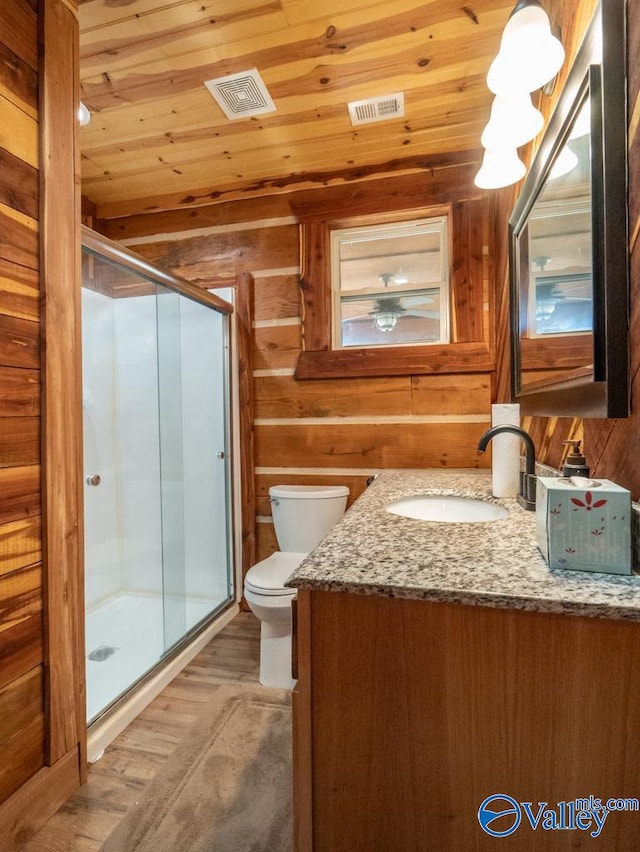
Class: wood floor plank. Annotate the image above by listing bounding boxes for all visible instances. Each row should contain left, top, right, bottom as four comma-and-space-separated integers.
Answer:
22, 613, 261, 851
84, 744, 167, 785
159, 678, 221, 703
136, 700, 206, 728
109, 723, 184, 756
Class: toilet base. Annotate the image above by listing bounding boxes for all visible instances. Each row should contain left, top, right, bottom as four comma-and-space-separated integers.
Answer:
259, 621, 296, 690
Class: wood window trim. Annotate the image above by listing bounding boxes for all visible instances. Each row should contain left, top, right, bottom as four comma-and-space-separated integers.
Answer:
294, 201, 492, 380
296, 342, 494, 380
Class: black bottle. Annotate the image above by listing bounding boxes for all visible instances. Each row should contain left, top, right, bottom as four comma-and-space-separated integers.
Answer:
561, 440, 590, 478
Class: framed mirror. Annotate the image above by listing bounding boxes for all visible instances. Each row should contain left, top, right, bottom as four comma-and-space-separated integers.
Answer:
509, 0, 629, 417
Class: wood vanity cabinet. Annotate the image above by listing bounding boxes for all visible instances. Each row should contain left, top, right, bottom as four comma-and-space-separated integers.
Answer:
292, 589, 640, 851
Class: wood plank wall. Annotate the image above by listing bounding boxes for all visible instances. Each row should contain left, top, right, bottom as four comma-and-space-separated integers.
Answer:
91, 1, 640, 576
99, 167, 494, 570
0, 4, 85, 843
0, 0, 45, 806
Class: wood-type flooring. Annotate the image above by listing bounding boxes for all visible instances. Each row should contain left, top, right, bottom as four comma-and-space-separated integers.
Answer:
22, 612, 261, 852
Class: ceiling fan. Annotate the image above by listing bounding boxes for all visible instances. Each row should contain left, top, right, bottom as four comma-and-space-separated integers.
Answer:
534, 280, 593, 333
346, 293, 440, 333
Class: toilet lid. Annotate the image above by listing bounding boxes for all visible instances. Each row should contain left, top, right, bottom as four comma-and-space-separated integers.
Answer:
269, 484, 349, 499
245, 551, 307, 594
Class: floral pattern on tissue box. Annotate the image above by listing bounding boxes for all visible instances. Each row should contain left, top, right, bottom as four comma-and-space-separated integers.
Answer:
536, 477, 632, 575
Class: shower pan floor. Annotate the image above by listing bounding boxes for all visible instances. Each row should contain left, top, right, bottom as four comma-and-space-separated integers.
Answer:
86, 591, 227, 722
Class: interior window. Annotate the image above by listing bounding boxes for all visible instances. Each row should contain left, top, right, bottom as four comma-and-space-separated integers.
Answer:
330, 217, 450, 349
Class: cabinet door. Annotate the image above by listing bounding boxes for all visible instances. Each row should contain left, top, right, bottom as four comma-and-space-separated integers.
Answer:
300, 590, 640, 851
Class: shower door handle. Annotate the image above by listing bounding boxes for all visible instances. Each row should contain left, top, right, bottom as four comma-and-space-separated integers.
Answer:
217, 451, 225, 460
86, 474, 102, 486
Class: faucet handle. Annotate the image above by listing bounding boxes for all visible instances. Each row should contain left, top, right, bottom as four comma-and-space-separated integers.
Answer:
518, 472, 537, 511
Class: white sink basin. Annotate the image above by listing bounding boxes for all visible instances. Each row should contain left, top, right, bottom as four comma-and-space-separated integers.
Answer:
385, 495, 509, 523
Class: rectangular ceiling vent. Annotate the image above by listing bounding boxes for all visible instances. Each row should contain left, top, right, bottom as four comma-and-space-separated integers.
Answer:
204, 68, 276, 120
348, 92, 405, 126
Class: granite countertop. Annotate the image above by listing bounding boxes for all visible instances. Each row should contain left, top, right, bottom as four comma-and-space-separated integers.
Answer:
285, 469, 640, 622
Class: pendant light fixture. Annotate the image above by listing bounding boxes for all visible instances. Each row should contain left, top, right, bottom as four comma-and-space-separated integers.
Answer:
474, 147, 527, 190
548, 145, 579, 180
78, 101, 91, 126
569, 98, 590, 140
487, 0, 565, 97
474, 0, 564, 190
480, 93, 544, 149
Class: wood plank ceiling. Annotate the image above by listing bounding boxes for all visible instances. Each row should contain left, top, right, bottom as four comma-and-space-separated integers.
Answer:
78, 0, 521, 218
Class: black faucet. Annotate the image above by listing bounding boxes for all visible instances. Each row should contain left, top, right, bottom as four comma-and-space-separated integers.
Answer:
477, 425, 537, 511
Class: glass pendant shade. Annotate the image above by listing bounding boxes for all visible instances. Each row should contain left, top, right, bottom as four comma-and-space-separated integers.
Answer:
481, 94, 544, 149
474, 147, 526, 189
548, 145, 578, 180
78, 101, 91, 126
569, 99, 590, 140
487, 3, 565, 97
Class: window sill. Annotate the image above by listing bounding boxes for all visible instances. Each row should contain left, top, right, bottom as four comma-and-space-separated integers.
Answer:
294, 342, 494, 380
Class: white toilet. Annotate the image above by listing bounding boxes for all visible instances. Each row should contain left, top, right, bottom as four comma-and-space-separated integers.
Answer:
244, 484, 349, 688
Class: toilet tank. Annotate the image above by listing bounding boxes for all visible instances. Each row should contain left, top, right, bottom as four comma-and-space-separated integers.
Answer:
269, 484, 349, 552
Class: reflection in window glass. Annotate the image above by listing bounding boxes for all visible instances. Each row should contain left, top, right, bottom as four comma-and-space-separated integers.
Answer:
331, 217, 449, 349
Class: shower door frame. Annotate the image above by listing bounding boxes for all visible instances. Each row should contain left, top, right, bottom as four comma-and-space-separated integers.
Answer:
81, 226, 234, 316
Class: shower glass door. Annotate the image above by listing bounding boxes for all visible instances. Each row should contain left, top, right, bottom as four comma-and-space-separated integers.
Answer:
158, 292, 232, 649
82, 241, 233, 723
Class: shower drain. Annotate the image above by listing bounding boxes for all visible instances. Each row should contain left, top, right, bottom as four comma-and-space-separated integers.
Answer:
88, 645, 117, 662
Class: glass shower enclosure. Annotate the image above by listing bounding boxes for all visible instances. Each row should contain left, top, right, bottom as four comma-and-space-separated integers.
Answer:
81, 227, 235, 723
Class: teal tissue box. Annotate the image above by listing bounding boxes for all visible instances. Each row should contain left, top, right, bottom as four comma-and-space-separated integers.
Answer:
536, 477, 632, 575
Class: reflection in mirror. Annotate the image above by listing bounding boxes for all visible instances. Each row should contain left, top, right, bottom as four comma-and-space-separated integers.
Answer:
531, 114, 592, 331
330, 216, 450, 349
509, 0, 629, 418
519, 91, 593, 389
514, 72, 600, 396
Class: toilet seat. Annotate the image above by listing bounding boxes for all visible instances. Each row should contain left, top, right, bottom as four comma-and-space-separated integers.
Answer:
244, 551, 306, 596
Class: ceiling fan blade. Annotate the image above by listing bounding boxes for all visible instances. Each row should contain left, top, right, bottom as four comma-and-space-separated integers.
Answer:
400, 294, 435, 307
404, 309, 440, 318
343, 313, 373, 323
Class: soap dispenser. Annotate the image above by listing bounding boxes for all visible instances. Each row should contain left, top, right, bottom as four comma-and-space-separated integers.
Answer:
561, 440, 590, 477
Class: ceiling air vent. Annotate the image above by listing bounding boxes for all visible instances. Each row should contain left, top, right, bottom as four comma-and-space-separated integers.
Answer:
348, 92, 405, 126
204, 68, 276, 120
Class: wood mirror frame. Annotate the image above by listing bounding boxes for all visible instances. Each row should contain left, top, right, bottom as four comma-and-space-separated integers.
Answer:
509, 0, 629, 417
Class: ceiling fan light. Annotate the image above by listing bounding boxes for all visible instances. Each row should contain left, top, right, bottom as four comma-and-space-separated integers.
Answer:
474, 147, 526, 189
487, 2, 565, 96
535, 282, 564, 319
481, 94, 544, 149
392, 270, 409, 285
374, 311, 399, 332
